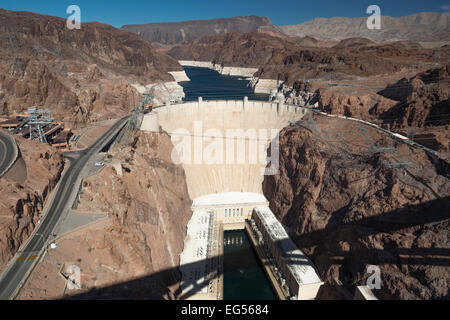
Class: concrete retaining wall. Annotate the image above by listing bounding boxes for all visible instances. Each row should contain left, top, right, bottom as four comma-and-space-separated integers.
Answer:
179, 61, 258, 78
179, 60, 215, 69
168, 70, 190, 82
250, 78, 281, 94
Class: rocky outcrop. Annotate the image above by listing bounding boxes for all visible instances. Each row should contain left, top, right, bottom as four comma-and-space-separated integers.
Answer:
333, 37, 377, 48
378, 65, 450, 129
121, 15, 285, 46
0, 136, 64, 273
281, 82, 319, 106
391, 41, 424, 50
0, 9, 182, 124
369, 64, 449, 157
62, 130, 193, 299
263, 115, 450, 300
168, 33, 292, 69
317, 88, 397, 121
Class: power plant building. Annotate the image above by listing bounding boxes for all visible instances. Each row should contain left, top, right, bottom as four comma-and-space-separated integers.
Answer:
251, 207, 323, 300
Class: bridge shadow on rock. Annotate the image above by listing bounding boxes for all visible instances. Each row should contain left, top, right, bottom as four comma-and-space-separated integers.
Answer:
287, 197, 450, 299
291, 196, 450, 248
65, 198, 449, 300
65, 236, 318, 300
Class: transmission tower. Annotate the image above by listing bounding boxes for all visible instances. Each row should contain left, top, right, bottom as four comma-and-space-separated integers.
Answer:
111, 88, 154, 159
27, 108, 53, 143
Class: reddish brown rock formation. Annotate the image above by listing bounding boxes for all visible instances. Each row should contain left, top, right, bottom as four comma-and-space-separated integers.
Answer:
263, 115, 450, 300
317, 88, 397, 121
0, 134, 64, 273
0, 9, 182, 124
333, 37, 377, 48
19, 130, 192, 299
378, 64, 450, 129
74, 131, 192, 298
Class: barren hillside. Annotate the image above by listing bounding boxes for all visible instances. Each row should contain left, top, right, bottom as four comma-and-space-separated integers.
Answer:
280, 12, 450, 43
122, 15, 285, 46
263, 115, 450, 300
0, 9, 182, 124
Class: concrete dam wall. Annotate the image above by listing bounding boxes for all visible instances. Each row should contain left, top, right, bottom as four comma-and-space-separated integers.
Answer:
142, 99, 309, 200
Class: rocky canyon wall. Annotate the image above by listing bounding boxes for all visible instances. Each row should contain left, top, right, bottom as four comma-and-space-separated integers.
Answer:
0, 135, 64, 274
263, 115, 450, 300
48, 131, 193, 299
0, 9, 183, 124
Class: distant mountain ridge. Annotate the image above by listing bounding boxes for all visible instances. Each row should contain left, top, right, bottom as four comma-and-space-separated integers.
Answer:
121, 15, 285, 46
280, 12, 450, 42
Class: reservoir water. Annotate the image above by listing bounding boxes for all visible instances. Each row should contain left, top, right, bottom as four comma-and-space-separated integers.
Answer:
181, 66, 269, 101
223, 230, 276, 300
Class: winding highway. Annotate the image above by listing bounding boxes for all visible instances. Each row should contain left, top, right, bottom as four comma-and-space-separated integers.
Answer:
0, 131, 18, 178
0, 116, 129, 300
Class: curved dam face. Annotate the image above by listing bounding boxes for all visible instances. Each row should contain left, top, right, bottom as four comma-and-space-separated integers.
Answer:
142, 99, 309, 200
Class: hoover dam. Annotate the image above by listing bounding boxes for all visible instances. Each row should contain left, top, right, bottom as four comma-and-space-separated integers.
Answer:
141, 97, 323, 300
143, 98, 308, 199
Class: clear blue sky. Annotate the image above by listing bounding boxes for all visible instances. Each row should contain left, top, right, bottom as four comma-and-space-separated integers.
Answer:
1, 0, 449, 28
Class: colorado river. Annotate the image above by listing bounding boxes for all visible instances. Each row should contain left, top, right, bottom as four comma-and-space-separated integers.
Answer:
223, 230, 276, 300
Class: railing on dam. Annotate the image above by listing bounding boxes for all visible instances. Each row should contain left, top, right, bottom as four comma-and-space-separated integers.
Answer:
151, 97, 307, 124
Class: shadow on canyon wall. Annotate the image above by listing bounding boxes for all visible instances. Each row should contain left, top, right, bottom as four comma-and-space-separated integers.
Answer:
65, 197, 449, 300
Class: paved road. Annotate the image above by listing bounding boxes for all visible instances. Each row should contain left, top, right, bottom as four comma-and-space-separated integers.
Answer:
0, 131, 17, 178
0, 117, 129, 300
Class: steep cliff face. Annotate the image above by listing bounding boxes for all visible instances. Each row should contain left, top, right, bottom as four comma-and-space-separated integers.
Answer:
317, 88, 397, 121
56, 131, 193, 299
263, 115, 450, 300
168, 32, 291, 68
309, 63, 450, 157
377, 65, 450, 129
0, 9, 182, 123
122, 15, 285, 46
0, 135, 64, 273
